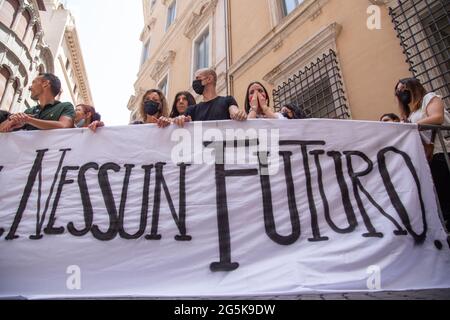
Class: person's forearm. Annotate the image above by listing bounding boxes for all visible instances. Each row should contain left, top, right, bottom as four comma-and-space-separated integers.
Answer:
26, 118, 72, 130
417, 114, 444, 126
229, 106, 239, 114
247, 109, 257, 119
261, 107, 278, 119
0, 120, 24, 132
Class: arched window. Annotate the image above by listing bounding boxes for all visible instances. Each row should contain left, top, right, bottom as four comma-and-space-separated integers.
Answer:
8, 80, 19, 110
0, 67, 18, 111
0, 67, 11, 100
0, 0, 20, 28
16, 8, 31, 40
23, 22, 37, 49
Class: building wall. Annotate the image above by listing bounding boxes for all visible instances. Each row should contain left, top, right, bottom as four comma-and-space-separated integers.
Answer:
0, 0, 92, 113
38, 0, 93, 107
130, 0, 448, 121
228, 0, 412, 121
129, 0, 228, 121
0, 0, 52, 112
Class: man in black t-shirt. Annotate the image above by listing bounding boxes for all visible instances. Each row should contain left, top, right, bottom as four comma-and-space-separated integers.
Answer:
172, 68, 247, 127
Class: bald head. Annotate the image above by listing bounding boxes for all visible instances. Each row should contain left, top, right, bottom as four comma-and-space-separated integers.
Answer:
195, 68, 217, 85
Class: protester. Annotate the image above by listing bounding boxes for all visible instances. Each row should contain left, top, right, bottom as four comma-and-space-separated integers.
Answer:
0, 73, 75, 132
395, 77, 450, 230
170, 91, 197, 118
156, 91, 196, 126
132, 89, 170, 128
245, 82, 285, 119
173, 68, 247, 127
280, 103, 308, 120
75, 104, 104, 132
380, 113, 401, 123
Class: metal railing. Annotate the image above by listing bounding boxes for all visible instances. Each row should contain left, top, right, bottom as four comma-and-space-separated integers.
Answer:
418, 124, 450, 173
272, 49, 350, 119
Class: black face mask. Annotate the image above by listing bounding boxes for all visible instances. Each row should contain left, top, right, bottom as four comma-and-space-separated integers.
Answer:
397, 90, 412, 107
144, 100, 160, 116
192, 80, 205, 95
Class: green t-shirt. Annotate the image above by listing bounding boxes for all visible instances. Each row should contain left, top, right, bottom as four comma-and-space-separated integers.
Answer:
23, 101, 75, 130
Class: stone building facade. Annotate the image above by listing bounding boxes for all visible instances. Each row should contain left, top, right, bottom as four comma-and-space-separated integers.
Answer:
0, 0, 93, 113
128, 0, 449, 121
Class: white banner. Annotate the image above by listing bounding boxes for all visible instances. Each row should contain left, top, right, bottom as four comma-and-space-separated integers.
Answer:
0, 119, 449, 299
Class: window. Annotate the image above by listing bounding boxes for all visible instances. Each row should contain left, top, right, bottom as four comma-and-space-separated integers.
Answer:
273, 50, 350, 119
24, 23, 37, 49
0, 68, 18, 112
0, 67, 10, 102
390, 0, 450, 108
0, 0, 19, 28
281, 0, 304, 16
194, 29, 210, 73
158, 75, 168, 97
65, 58, 71, 71
16, 9, 31, 41
141, 38, 151, 65
166, 1, 176, 31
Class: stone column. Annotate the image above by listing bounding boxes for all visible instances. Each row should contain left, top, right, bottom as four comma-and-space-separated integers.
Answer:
0, 77, 15, 111
9, 87, 21, 112
30, 30, 43, 56
22, 18, 36, 43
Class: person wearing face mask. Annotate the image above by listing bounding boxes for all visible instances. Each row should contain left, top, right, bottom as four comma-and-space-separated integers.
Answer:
75, 104, 104, 132
245, 82, 285, 119
133, 89, 170, 127
173, 69, 247, 127
395, 77, 450, 230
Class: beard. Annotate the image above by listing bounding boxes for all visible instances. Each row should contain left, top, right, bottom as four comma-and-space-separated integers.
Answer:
30, 94, 39, 101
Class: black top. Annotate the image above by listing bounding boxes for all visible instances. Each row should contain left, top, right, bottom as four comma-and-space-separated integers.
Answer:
185, 96, 238, 122
0, 110, 10, 124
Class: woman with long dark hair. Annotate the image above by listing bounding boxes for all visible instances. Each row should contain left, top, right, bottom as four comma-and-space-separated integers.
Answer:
395, 77, 450, 230
170, 91, 196, 118
244, 82, 285, 119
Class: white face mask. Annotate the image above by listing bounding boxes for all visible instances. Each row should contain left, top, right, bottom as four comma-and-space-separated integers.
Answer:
75, 119, 86, 128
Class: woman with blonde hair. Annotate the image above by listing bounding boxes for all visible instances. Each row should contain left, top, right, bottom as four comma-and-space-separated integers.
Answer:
133, 89, 169, 126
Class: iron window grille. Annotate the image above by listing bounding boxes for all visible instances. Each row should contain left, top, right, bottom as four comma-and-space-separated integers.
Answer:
272, 49, 350, 119
389, 0, 450, 109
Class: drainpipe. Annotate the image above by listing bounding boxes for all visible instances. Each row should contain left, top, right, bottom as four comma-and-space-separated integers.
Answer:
224, 0, 233, 96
